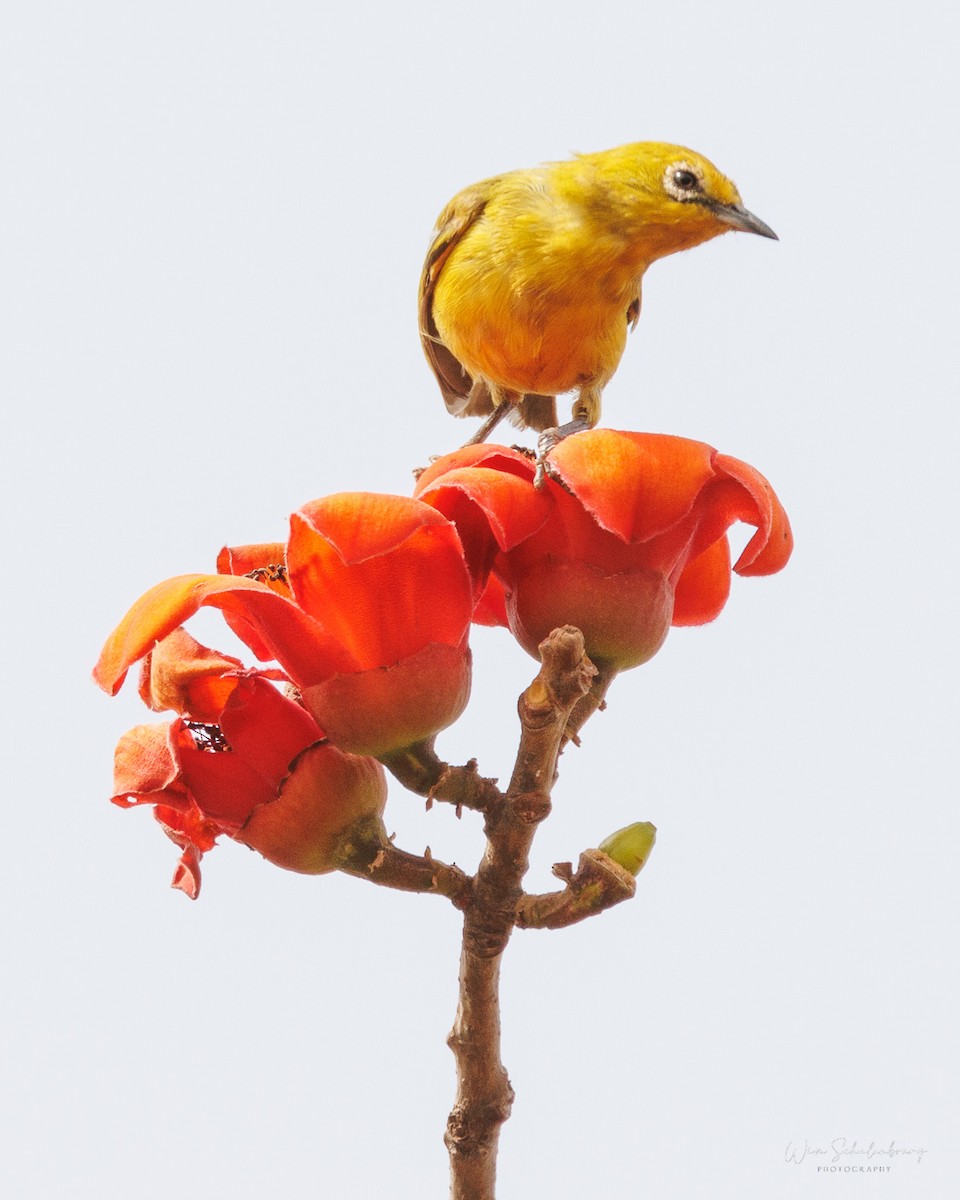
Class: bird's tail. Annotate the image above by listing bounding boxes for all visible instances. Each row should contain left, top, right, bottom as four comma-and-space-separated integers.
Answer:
510, 393, 557, 432
458, 381, 558, 434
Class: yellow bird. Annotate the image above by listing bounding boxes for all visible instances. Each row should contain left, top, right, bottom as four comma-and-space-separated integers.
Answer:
419, 141, 777, 445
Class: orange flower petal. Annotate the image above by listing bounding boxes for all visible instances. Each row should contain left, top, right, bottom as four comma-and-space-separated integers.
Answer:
175, 678, 324, 829
713, 454, 794, 575
473, 574, 509, 627
288, 495, 474, 669
218, 676, 322, 780
169, 844, 203, 898
416, 466, 550, 552
155, 800, 220, 854
93, 573, 356, 696
414, 444, 535, 492
547, 431, 717, 543
216, 543, 286, 575
174, 737, 274, 831
137, 628, 246, 721
112, 723, 187, 809
216, 543, 292, 596
671, 537, 733, 626
154, 801, 221, 899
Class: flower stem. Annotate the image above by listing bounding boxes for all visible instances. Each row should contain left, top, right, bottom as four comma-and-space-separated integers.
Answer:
380, 740, 501, 813
334, 815, 471, 908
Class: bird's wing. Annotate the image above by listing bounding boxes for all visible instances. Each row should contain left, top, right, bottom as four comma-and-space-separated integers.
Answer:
418, 182, 493, 415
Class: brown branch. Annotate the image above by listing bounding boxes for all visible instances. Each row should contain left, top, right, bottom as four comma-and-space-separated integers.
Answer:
514, 849, 637, 930
380, 738, 502, 813
446, 626, 596, 1200
333, 814, 472, 909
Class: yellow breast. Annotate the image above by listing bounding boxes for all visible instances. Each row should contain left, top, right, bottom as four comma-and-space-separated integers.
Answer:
431, 170, 642, 395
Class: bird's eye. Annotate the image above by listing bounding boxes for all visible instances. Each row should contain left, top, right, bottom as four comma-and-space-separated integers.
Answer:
672, 169, 699, 191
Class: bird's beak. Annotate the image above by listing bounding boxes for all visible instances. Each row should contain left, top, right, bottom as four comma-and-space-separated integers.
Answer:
712, 202, 778, 240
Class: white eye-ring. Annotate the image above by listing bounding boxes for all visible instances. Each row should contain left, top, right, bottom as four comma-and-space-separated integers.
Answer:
664, 162, 703, 201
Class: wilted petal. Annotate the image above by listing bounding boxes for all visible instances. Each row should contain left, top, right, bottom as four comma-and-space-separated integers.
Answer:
138, 628, 247, 721
154, 801, 221, 900
170, 844, 203, 899
175, 678, 325, 830
112, 723, 188, 810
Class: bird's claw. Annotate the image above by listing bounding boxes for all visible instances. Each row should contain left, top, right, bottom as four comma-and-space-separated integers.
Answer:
537, 427, 562, 458
534, 430, 564, 488
533, 419, 593, 487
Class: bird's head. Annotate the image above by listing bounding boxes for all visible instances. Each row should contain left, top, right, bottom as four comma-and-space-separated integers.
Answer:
580, 141, 777, 263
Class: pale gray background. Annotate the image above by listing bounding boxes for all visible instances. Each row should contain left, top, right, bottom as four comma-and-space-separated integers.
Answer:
3, 1, 956, 1197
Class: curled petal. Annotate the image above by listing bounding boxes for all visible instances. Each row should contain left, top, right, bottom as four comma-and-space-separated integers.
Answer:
154, 802, 221, 900
713, 454, 794, 575
93, 573, 356, 696
297, 493, 452, 562
214, 544, 294, 654
112, 726, 215, 897
170, 843, 203, 899
416, 465, 551, 601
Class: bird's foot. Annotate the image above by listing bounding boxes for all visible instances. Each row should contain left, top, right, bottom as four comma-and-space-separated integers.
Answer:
412, 455, 442, 482
533, 417, 592, 488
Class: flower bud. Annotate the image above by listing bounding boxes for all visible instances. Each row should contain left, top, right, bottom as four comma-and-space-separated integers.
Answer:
597, 821, 657, 876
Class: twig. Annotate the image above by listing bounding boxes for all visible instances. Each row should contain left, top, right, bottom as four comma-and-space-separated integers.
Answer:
334, 814, 472, 909
380, 739, 502, 813
514, 849, 637, 930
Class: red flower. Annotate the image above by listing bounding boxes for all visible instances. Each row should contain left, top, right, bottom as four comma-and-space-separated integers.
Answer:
111, 629, 387, 897
415, 430, 792, 671
94, 493, 475, 757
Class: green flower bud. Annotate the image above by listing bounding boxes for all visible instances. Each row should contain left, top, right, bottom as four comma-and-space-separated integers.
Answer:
597, 821, 657, 876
